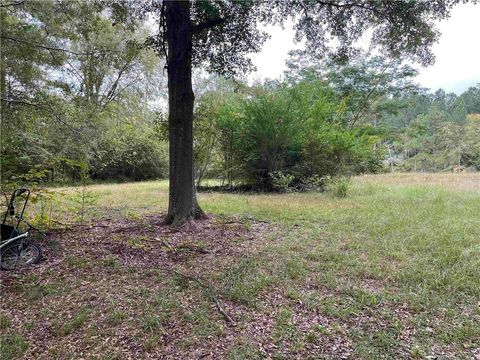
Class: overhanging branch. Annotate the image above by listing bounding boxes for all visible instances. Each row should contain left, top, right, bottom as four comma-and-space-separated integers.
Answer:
192, 17, 225, 33
1, 36, 84, 56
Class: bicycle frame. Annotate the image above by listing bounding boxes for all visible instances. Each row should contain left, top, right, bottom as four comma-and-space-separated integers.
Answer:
3, 188, 30, 228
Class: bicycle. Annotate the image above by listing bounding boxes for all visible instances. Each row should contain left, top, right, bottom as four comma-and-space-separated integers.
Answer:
0, 188, 43, 271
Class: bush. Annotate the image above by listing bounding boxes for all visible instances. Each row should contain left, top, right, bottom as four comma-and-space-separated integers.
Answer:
193, 78, 383, 191
300, 125, 382, 180
326, 177, 351, 198
269, 171, 295, 192
89, 124, 168, 181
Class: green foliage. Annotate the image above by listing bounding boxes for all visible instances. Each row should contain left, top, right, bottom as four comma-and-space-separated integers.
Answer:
0, 314, 11, 329
53, 307, 90, 337
1, 1, 167, 187
326, 177, 352, 198
269, 171, 295, 192
221, 258, 271, 306
0, 334, 28, 360
147, 0, 461, 76
193, 76, 382, 190
394, 103, 480, 172
90, 124, 167, 181
227, 344, 264, 360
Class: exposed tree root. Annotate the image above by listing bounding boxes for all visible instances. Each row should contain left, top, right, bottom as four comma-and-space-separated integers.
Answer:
163, 199, 209, 227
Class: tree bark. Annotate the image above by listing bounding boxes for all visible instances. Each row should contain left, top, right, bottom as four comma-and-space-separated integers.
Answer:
164, 1, 205, 225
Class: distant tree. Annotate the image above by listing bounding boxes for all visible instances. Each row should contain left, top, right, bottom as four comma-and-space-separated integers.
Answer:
459, 84, 480, 114
137, 0, 471, 225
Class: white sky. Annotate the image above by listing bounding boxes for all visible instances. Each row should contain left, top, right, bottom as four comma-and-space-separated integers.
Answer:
249, 3, 480, 94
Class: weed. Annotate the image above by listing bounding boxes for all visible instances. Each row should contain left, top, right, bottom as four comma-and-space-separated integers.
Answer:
0, 334, 28, 360
313, 324, 330, 335
103, 256, 118, 268
141, 313, 164, 333
184, 305, 224, 337
0, 314, 11, 329
143, 335, 159, 351
107, 310, 125, 326
153, 292, 180, 313
283, 258, 307, 280
66, 255, 88, 269
326, 177, 351, 198
410, 345, 424, 359
138, 287, 151, 298
23, 322, 35, 331
273, 308, 298, 343
27, 283, 59, 301
222, 258, 272, 306
54, 307, 89, 336
305, 331, 318, 343
284, 287, 301, 300
227, 344, 264, 359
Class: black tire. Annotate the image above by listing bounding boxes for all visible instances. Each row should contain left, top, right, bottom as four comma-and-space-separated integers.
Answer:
0, 240, 42, 271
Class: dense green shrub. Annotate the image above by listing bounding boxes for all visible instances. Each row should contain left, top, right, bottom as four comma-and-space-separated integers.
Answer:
299, 125, 382, 181
193, 79, 383, 191
89, 124, 167, 181
326, 176, 351, 198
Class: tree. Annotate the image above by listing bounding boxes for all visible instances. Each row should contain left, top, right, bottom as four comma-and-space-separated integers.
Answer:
287, 53, 419, 127
142, 0, 470, 225
460, 84, 480, 114
0, 0, 164, 186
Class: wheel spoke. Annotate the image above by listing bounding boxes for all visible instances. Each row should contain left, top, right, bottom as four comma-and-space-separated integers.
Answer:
1, 241, 41, 270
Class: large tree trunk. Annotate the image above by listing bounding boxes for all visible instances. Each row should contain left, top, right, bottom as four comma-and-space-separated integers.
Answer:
164, 1, 205, 225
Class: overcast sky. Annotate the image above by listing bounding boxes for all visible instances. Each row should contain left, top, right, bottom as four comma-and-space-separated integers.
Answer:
249, 3, 480, 94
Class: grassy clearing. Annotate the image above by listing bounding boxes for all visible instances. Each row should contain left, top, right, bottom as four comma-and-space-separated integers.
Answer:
1, 173, 479, 358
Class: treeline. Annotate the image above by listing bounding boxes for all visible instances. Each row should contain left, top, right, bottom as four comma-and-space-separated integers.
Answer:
1, 1, 168, 187
385, 88, 480, 172
190, 60, 480, 190
1, 2, 479, 191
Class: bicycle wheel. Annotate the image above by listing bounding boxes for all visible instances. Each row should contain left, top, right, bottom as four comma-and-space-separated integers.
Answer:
1, 240, 42, 270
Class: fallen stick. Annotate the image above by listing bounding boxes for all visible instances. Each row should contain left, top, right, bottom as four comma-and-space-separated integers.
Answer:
154, 237, 174, 250
176, 244, 211, 254
171, 270, 234, 324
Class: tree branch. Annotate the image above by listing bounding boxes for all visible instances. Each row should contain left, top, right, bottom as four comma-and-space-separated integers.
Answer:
1, 36, 120, 56
0, 36, 84, 56
192, 17, 225, 33
0, 0, 24, 8
0, 97, 90, 146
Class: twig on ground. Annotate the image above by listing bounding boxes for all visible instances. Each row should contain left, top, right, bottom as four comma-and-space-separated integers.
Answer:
50, 219, 77, 228
176, 244, 211, 254
50, 219, 111, 230
171, 270, 235, 324
155, 237, 174, 250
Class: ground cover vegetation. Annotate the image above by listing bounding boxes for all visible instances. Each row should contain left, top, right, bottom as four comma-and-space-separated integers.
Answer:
1, 174, 479, 358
